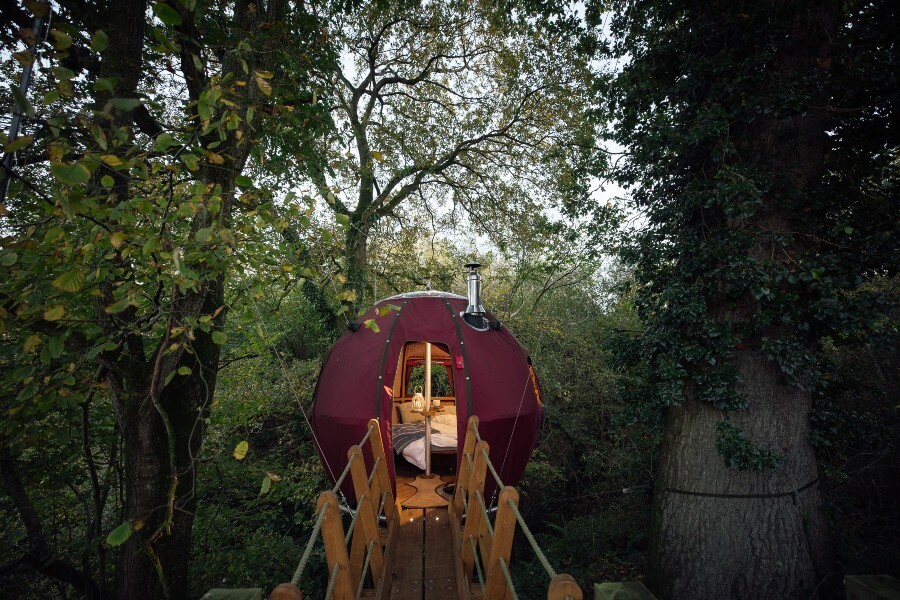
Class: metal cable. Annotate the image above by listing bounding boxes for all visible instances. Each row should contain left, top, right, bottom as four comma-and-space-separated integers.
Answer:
325, 562, 341, 599
291, 499, 329, 586
468, 535, 485, 593
498, 556, 518, 600
475, 490, 493, 537
356, 539, 375, 600
508, 498, 557, 579
482, 447, 504, 489
344, 494, 365, 545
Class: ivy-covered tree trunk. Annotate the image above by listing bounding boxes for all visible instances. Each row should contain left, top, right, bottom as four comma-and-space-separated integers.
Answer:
644, 3, 838, 597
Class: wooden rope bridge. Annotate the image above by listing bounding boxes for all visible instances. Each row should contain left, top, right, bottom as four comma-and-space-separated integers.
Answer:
268, 416, 584, 600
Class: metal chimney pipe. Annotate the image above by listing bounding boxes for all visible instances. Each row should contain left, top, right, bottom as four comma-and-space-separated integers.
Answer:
464, 262, 485, 315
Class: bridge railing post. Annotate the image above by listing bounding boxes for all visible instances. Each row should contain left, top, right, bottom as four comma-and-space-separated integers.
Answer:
347, 444, 386, 592
366, 418, 396, 521
483, 486, 519, 599
316, 491, 354, 600
460, 439, 489, 584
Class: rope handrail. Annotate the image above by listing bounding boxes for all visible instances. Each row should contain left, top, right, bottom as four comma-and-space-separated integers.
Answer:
324, 562, 341, 599
507, 497, 557, 579
332, 454, 355, 494
498, 556, 518, 600
468, 533, 485, 593
358, 422, 375, 449
367, 456, 381, 488
356, 539, 375, 600
291, 499, 330, 586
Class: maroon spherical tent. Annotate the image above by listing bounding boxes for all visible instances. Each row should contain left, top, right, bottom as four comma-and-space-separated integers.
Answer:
310, 289, 544, 501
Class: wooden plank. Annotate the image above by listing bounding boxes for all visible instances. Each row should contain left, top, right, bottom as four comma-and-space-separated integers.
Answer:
389, 508, 424, 598
460, 440, 489, 583
449, 501, 468, 600
375, 512, 400, 600
424, 508, 457, 600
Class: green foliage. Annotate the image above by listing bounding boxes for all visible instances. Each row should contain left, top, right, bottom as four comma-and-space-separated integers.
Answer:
599, 0, 899, 464
714, 420, 785, 472
407, 363, 452, 397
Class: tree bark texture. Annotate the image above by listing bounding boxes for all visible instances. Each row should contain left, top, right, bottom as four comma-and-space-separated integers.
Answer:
649, 2, 839, 598
650, 356, 829, 598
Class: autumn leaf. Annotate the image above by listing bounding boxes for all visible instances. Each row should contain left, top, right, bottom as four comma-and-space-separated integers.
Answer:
52, 269, 85, 292
233, 440, 248, 460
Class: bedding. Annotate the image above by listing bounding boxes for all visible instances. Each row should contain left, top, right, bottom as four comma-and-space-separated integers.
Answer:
393, 421, 458, 470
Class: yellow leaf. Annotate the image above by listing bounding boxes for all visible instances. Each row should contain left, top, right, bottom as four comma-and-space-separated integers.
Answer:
207, 152, 224, 165
43, 305, 66, 321
110, 231, 126, 249
101, 154, 123, 167
254, 74, 272, 96
266, 472, 281, 482
233, 440, 248, 460
24, 334, 42, 353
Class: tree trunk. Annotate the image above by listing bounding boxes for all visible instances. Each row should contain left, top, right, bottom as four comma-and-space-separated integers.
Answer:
649, 2, 839, 598
345, 217, 371, 310
649, 354, 829, 598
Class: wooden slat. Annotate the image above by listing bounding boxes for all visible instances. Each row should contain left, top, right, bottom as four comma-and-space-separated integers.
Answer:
424, 508, 457, 600
483, 487, 519, 599
389, 508, 424, 598
368, 418, 396, 521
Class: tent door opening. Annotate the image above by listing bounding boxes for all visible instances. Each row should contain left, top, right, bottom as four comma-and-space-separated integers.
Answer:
391, 341, 458, 483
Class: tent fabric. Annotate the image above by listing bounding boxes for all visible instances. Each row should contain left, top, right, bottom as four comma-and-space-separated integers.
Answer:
310, 291, 544, 501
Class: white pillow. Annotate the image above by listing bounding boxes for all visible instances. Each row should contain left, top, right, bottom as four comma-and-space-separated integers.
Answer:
432, 413, 456, 426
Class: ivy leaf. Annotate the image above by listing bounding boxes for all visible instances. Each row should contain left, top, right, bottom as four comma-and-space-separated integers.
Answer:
106, 522, 132, 547
50, 162, 91, 185
91, 30, 109, 53
233, 440, 248, 460
43, 305, 66, 321
152, 2, 183, 26
52, 269, 85, 293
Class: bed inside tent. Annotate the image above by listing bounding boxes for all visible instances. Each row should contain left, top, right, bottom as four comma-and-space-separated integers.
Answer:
390, 342, 458, 472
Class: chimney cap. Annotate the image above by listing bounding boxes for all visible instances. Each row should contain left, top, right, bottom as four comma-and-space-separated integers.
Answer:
464, 262, 482, 270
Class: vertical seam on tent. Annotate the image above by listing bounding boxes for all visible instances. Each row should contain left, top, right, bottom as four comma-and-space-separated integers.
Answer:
373, 299, 408, 419
442, 300, 473, 415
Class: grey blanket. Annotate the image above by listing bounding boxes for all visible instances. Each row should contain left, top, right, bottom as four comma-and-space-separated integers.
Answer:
392, 422, 438, 454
